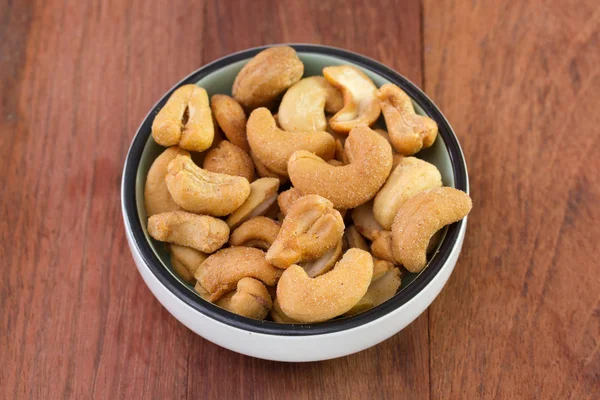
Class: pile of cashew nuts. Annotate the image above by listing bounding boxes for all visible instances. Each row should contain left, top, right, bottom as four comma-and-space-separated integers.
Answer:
144, 46, 473, 323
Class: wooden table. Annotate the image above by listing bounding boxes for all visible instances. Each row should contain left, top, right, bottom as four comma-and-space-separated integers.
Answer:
2, 0, 598, 398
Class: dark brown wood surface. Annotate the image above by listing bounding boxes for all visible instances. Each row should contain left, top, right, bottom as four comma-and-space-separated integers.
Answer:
1, 0, 597, 398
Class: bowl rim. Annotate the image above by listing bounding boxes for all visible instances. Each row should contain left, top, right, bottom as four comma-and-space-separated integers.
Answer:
121, 43, 469, 336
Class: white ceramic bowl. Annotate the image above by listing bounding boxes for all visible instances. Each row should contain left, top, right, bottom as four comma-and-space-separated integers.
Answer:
121, 44, 469, 362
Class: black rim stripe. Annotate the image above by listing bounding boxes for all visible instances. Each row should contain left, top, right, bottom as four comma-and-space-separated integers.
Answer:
122, 44, 468, 336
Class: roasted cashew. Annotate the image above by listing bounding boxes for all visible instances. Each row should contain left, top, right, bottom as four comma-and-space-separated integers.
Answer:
195, 246, 282, 301
277, 248, 374, 323
144, 146, 190, 217
323, 65, 381, 133
288, 125, 392, 209
247, 108, 335, 176
270, 298, 301, 324
169, 244, 207, 283
277, 187, 304, 216
300, 239, 343, 278
375, 83, 438, 156
151, 84, 214, 152
249, 150, 288, 184
166, 155, 251, 216
345, 262, 401, 316
148, 211, 229, 253
278, 76, 343, 132
215, 277, 273, 320
229, 216, 280, 250
210, 94, 249, 152
232, 46, 304, 110
266, 195, 345, 269
202, 140, 255, 182
370, 231, 395, 263
373, 157, 442, 229
344, 225, 369, 252
350, 200, 384, 241
392, 187, 472, 272
226, 178, 280, 229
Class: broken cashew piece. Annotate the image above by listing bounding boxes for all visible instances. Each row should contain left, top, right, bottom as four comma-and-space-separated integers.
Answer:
216, 277, 273, 320
229, 216, 280, 251
278, 76, 343, 132
210, 94, 249, 152
300, 239, 343, 278
151, 84, 214, 152
345, 262, 401, 316
288, 125, 392, 209
247, 108, 335, 176
266, 195, 345, 269
144, 146, 190, 217
148, 211, 229, 253
277, 248, 374, 323
232, 46, 304, 110
375, 83, 438, 155
169, 244, 207, 283
166, 155, 251, 216
202, 140, 255, 182
277, 187, 304, 216
226, 178, 280, 229
351, 200, 384, 241
373, 157, 443, 229
195, 246, 282, 301
323, 65, 381, 133
392, 187, 472, 272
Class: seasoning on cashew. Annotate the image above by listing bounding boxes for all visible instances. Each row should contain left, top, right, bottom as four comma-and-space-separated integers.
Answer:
210, 94, 249, 152
202, 140, 255, 182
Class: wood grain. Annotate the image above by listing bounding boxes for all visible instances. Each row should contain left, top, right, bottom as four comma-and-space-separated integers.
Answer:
423, 0, 600, 398
1, 0, 429, 399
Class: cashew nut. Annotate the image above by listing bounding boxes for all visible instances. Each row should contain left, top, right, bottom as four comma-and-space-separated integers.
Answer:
249, 150, 288, 184
323, 65, 381, 133
278, 76, 343, 132
277, 187, 304, 216
300, 239, 343, 278
392, 187, 472, 272
266, 195, 345, 269
344, 225, 369, 252
345, 262, 401, 316
148, 211, 229, 253
375, 83, 438, 156
202, 140, 255, 182
373, 157, 442, 229
392, 154, 404, 169
270, 298, 301, 324
232, 46, 304, 110
195, 246, 282, 301
226, 177, 280, 229
169, 244, 207, 283
277, 248, 374, 323
247, 108, 336, 176
210, 94, 249, 152
350, 200, 384, 241
166, 155, 251, 216
151, 84, 214, 152
288, 125, 392, 209
215, 277, 272, 320
229, 216, 280, 250
144, 146, 190, 217
370, 231, 395, 263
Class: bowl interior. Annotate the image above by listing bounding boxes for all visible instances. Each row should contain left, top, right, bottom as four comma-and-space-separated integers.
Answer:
135, 51, 456, 319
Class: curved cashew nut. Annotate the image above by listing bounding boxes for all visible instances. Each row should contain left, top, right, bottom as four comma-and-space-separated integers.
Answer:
144, 146, 190, 217
215, 277, 273, 320
226, 177, 280, 229
323, 65, 381, 133
151, 84, 214, 152
288, 125, 392, 209
277, 187, 304, 216
278, 76, 343, 132
375, 83, 438, 155
169, 244, 207, 283
195, 246, 282, 301
232, 46, 304, 110
202, 140, 255, 182
392, 187, 472, 272
210, 94, 249, 152
166, 155, 251, 216
300, 239, 343, 278
266, 195, 345, 269
373, 157, 442, 229
148, 211, 229, 253
350, 200, 384, 241
277, 248, 374, 323
229, 216, 280, 250
247, 108, 336, 176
